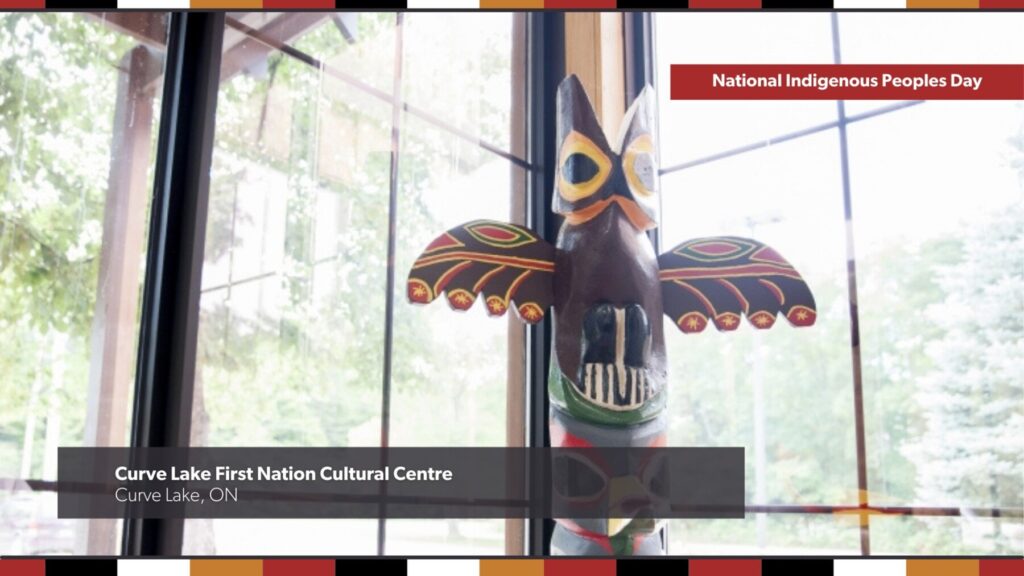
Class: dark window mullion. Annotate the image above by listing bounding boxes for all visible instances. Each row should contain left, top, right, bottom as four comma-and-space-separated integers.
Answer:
831, 12, 871, 557
123, 11, 226, 556
377, 11, 406, 558
525, 11, 563, 557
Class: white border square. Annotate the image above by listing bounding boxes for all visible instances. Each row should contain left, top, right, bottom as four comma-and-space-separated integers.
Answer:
408, 560, 480, 576
118, 559, 190, 576
835, 559, 907, 576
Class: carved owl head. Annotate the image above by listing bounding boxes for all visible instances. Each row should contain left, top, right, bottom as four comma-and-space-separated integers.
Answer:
553, 75, 660, 232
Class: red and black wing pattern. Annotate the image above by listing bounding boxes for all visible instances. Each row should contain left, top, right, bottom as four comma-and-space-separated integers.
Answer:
407, 220, 556, 324
658, 237, 816, 334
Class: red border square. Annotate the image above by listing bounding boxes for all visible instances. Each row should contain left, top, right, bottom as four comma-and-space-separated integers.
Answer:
0, 560, 45, 576
545, 559, 616, 576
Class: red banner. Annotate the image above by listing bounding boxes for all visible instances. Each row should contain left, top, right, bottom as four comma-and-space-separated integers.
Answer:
670, 64, 1024, 100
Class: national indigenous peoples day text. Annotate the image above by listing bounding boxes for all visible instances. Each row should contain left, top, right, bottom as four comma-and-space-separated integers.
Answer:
712, 72, 984, 91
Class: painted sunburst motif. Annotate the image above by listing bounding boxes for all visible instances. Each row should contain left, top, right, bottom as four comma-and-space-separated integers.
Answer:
750, 311, 776, 329
716, 313, 739, 330
517, 302, 544, 323
446, 289, 475, 311
407, 279, 432, 303
485, 295, 507, 316
678, 312, 708, 333
787, 305, 816, 327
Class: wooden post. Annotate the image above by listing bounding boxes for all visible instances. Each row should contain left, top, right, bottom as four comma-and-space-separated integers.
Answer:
505, 13, 528, 557
80, 45, 160, 555
564, 13, 626, 141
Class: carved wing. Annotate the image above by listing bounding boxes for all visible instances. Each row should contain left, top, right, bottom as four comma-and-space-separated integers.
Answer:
407, 220, 555, 324
658, 237, 816, 334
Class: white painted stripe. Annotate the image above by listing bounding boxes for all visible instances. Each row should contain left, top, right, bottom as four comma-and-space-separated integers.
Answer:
833, 0, 907, 8
407, 0, 480, 8
585, 364, 593, 399
834, 559, 906, 576
605, 364, 613, 403
408, 559, 480, 576
630, 367, 638, 405
117, 559, 189, 576
614, 308, 626, 399
118, 0, 190, 8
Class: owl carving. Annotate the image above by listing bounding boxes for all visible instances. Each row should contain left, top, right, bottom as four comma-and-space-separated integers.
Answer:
407, 75, 816, 555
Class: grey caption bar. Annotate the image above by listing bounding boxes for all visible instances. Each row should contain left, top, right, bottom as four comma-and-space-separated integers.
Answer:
57, 447, 743, 519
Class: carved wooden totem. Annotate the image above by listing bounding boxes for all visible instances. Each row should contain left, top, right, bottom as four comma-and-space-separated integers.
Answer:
407, 75, 817, 555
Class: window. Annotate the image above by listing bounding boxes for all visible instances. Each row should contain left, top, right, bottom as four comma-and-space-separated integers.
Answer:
655, 11, 1023, 555
184, 12, 528, 556
0, 12, 169, 556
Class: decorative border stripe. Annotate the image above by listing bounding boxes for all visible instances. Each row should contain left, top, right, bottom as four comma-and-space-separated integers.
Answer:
117, 0, 189, 7
407, 0, 478, 7
832, 0, 907, 6
190, 559, 262, 576
264, 1, 334, 9
189, 0, 263, 8
44, 559, 118, 576
834, 560, 906, 576
45, 0, 117, 8
906, 559, 979, 576
0, 559, 45, 576
409, 560, 480, 576
118, 559, 191, 576
0, 558, 1021, 574
761, 558, 834, 575
5, 1, 1020, 9
689, 0, 762, 8
906, 0, 979, 7
0, 1, 45, 7
545, 1, 618, 7
480, 560, 544, 576
337, 559, 407, 575
690, 559, 762, 576
479, 0, 545, 7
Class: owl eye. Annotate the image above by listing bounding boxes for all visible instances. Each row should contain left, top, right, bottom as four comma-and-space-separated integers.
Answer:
557, 130, 612, 202
562, 153, 600, 185
623, 134, 658, 198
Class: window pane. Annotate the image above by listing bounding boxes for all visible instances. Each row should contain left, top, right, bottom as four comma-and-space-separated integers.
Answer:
655, 12, 835, 167
401, 13, 515, 153
669, 514, 860, 555
0, 12, 167, 555
187, 12, 396, 556
661, 131, 856, 512
186, 11, 525, 556
386, 13, 525, 556
849, 101, 1023, 536
870, 515, 1022, 556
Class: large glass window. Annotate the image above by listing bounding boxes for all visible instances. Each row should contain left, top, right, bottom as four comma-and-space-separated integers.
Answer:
0, 12, 168, 556
655, 12, 1023, 555
184, 12, 527, 556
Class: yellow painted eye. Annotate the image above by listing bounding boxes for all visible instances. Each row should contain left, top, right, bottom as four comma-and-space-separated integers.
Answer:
623, 134, 657, 198
558, 130, 612, 202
